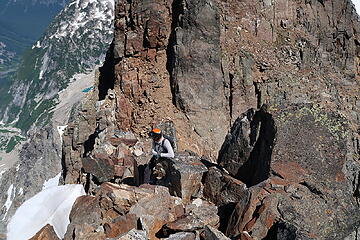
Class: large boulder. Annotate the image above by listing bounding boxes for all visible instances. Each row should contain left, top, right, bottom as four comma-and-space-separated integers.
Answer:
157, 152, 208, 203
82, 142, 138, 184
63, 195, 105, 240
165, 232, 196, 240
270, 104, 359, 239
128, 185, 184, 239
218, 106, 276, 186
226, 182, 280, 239
111, 229, 147, 240
203, 167, 250, 231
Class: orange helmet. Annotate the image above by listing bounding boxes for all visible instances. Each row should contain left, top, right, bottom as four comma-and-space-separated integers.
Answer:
149, 128, 162, 138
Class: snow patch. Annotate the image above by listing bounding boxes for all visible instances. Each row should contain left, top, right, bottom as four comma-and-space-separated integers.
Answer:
39, 50, 50, 80
353, 0, 360, 15
15, 164, 20, 171
39, 70, 44, 80
49, 0, 114, 40
31, 41, 41, 49
42, 172, 61, 190
18, 188, 24, 196
7, 184, 85, 240
57, 126, 68, 143
3, 184, 15, 220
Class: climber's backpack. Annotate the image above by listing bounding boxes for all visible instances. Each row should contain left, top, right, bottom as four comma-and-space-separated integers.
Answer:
162, 134, 177, 153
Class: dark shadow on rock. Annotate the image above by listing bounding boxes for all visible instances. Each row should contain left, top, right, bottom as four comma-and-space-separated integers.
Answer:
137, 164, 146, 186
156, 158, 182, 198
217, 203, 237, 233
155, 225, 178, 239
166, 0, 185, 109
61, 151, 67, 183
218, 105, 277, 187
83, 132, 97, 157
98, 41, 115, 101
264, 222, 296, 240
121, 177, 137, 186
200, 158, 218, 169
236, 107, 276, 186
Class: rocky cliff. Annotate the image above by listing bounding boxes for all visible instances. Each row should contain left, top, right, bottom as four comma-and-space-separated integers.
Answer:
32, 0, 360, 239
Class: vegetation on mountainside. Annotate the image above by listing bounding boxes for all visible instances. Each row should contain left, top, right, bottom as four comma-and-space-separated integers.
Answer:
5, 136, 25, 153
0, 126, 24, 153
0, 0, 113, 156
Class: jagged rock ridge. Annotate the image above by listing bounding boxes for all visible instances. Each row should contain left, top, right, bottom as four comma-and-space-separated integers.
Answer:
32, 0, 360, 239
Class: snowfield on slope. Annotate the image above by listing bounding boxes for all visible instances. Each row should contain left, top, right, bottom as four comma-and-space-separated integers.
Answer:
7, 184, 85, 240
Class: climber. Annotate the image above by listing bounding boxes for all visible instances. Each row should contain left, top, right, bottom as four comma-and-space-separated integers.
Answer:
144, 128, 175, 183
149, 128, 175, 159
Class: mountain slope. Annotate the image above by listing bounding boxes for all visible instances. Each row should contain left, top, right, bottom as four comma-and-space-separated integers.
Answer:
1, 0, 114, 131
0, 0, 114, 235
0, 0, 69, 84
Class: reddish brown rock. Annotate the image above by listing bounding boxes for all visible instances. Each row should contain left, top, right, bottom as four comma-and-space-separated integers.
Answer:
64, 195, 104, 240
221, 178, 286, 240
100, 182, 153, 213
29, 224, 60, 240
63, 183, 183, 239
128, 186, 183, 239
82, 156, 115, 182
203, 167, 249, 205
104, 214, 137, 238
203, 166, 250, 232
60, 0, 360, 239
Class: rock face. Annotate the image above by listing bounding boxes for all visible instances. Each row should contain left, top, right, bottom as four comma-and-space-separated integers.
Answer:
204, 226, 230, 240
54, 0, 360, 239
168, 0, 229, 151
62, 85, 140, 189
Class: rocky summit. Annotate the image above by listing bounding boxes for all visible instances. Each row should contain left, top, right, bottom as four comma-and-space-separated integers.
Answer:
27, 0, 360, 239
